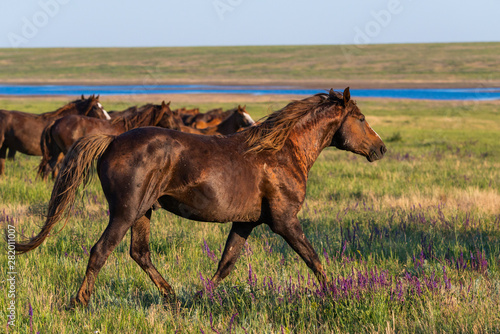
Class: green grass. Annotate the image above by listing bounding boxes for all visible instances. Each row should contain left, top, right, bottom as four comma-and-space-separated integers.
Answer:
0, 97, 499, 333
1, 43, 500, 86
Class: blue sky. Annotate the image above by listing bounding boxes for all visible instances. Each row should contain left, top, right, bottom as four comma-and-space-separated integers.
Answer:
1, 0, 499, 47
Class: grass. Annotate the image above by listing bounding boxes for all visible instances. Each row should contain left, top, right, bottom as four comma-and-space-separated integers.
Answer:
1, 43, 500, 87
0, 96, 499, 333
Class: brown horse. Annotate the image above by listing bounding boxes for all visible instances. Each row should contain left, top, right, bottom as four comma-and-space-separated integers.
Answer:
14, 88, 386, 308
163, 105, 254, 135
37, 102, 170, 180
106, 106, 140, 119
174, 107, 200, 125
0, 95, 109, 175
184, 107, 238, 129
184, 106, 254, 135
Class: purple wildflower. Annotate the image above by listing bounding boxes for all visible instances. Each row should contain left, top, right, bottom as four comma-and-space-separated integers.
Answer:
28, 301, 33, 333
209, 312, 219, 334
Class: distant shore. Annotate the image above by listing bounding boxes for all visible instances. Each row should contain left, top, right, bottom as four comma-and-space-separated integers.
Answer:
2, 79, 500, 89
1, 43, 499, 90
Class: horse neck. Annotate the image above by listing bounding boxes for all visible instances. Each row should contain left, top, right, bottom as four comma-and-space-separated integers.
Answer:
284, 112, 343, 173
216, 112, 238, 133
40, 103, 79, 119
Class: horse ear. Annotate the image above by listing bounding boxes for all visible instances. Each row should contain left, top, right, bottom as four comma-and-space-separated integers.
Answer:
237, 105, 244, 113
343, 87, 350, 105
96, 94, 100, 100
81, 94, 85, 100
329, 88, 335, 99
161, 101, 166, 107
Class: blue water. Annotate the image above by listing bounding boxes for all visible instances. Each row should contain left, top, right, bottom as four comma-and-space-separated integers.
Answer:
1, 84, 500, 101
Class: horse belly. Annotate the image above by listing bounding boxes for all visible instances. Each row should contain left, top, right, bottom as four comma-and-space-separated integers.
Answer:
158, 187, 261, 223
6, 130, 43, 155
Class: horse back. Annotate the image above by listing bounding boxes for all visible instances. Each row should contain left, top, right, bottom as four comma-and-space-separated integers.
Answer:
98, 127, 266, 223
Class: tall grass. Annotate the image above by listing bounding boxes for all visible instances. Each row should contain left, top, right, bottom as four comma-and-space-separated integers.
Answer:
1, 97, 499, 333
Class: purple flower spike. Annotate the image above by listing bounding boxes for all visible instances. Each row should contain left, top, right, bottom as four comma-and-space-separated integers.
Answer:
227, 313, 238, 334
28, 301, 33, 333
82, 245, 89, 256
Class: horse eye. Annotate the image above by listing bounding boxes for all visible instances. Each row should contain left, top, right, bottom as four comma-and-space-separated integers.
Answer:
360, 116, 365, 122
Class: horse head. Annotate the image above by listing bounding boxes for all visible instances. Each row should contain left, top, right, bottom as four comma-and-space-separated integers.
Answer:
77, 95, 111, 120
330, 87, 387, 162
235, 105, 255, 128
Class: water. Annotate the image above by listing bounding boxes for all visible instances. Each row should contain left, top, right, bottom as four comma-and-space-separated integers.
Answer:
1, 84, 499, 100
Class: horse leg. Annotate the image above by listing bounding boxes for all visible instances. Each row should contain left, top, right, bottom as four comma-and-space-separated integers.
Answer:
269, 217, 327, 286
209, 222, 256, 287
129, 210, 176, 307
69, 214, 134, 308
0, 145, 6, 176
7, 148, 16, 160
51, 152, 64, 180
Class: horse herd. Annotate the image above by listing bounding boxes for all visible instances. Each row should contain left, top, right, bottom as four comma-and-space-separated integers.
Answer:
0, 94, 255, 180
7, 88, 387, 309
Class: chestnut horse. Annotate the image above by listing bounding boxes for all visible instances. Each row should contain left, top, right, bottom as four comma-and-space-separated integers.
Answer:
0, 95, 109, 175
37, 102, 171, 180
184, 107, 239, 129
171, 105, 254, 135
15, 88, 386, 308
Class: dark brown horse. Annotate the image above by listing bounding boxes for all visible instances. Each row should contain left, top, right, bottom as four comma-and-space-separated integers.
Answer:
15, 88, 386, 308
174, 107, 200, 125
0, 95, 109, 175
173, 105, 254, 135
37, 102, 170, 180
106, 106, 140, 119
183, 107, 239, 129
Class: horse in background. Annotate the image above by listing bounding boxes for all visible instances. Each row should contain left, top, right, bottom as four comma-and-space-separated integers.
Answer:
0, 95, 109, 176
183, 107, 240, 129
37, 102, 170, 180
170, 106, 255, 135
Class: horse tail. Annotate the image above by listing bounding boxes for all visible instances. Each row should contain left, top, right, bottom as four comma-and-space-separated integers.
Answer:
37, 119, 57, 179
14, 134, 115, 254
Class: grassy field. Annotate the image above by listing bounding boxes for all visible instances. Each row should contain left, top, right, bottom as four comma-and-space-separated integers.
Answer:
0, 95, 499, 333
0, 43, 500, 87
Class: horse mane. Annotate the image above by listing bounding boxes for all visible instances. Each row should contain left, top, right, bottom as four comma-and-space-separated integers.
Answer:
244, 91, 346, 153
38, 97, 93, 120
111, 103, 168, 131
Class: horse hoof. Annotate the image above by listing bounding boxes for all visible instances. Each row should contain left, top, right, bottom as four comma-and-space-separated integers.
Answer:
66, 297, 86, 311
162, 295, 179, 313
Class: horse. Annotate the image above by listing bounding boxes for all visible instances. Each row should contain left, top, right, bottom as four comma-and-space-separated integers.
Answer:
14, 88, 387, 309
37, 102, 170, 180
0, 95, 110, 176
174, 107, 200, 125
176, 105, 254, 135
106, 106, 140, 119
183, 107, 237, 129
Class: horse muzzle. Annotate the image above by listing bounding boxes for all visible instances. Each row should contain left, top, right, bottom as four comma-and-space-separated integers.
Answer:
367, 145, 387, 162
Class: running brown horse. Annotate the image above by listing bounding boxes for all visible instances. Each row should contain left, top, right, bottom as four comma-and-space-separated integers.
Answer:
0, 95, 110, 176
37, 102, 170, 180
14, 88, 386, 308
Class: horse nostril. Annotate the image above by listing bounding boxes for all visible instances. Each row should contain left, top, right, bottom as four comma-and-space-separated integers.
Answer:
380, 145, 387, 155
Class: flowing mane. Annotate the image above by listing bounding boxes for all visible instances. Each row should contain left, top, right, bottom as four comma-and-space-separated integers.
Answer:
110, 103, 168, 131
244, 91, 346, 153
39, 96, 97, 120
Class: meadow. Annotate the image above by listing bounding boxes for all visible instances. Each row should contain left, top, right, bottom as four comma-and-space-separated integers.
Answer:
0, 95, 499, 333
0, 43, 499, 87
